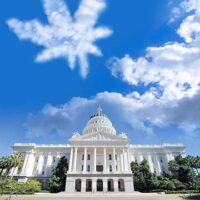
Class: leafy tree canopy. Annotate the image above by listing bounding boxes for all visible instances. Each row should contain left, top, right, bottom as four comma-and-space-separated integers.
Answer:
49, 156, 68, 193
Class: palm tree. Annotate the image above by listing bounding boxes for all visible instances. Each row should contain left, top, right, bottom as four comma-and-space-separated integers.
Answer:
10, 153, 24, 179
0, 153, 24, 179
4, 156, 13, 178
0, 157, 5, 176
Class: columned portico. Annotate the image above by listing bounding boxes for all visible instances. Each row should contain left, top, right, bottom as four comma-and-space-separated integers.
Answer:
65, 107, 134, 193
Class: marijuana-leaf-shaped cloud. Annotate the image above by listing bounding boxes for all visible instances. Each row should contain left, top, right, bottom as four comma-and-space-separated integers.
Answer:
7, 0, 112, 78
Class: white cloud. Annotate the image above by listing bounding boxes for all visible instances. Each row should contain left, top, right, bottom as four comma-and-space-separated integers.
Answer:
25, 0, 200, 137
7, 0, 112, 78
107, 0, 200, 133
26, 90, 200, 138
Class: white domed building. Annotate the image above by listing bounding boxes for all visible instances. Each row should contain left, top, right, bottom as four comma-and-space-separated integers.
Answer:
11, 107, 185, 193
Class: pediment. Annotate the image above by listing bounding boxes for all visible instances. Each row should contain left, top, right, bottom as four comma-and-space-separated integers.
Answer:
69, 132, 129, 146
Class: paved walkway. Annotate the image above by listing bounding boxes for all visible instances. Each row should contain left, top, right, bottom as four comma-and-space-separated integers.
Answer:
0, 193, 199, 200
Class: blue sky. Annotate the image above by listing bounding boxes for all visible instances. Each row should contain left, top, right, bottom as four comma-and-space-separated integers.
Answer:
0, 0, 200, 156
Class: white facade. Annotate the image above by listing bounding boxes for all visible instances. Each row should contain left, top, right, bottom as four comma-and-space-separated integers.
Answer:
11, 107, 185, 193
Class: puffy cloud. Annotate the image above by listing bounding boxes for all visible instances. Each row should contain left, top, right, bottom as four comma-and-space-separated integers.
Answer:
26, 89, 200, 138
107, 0, 200, 133
26, 0, 200, 138
7, 0, 112, 78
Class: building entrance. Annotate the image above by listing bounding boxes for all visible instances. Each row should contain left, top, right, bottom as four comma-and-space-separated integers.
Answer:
97, 179, 103, 192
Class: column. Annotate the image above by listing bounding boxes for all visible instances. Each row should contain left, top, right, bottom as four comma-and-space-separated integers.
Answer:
73, 147, 78, 172
127, 148, 131, 171
147, 154, 154, 173
113, 148, 116, 172
13, 166, 19, 176
123, 148, 127, 171
9, 167, 15, 176
92, 178, 97, 193
120, 150, 124, 172
103, 178, 107, 193
139, 154, 143, 163
83, 147, 87, 172
24, 152, 35, 176
46, 153, 53, 176
82, 179, 86, 192
20, 153, 29, 175
114, 178, 118, 192
155, 155, 162, 175
103, 148, 107, 172
93, 148, 96, 173
69, 148, 74, 172
166, 153, 171, 162
165, 153, 171, 173
36, 154, 44, 175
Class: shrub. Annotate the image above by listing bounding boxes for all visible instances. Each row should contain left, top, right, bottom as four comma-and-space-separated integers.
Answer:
157, 176, 176, 190
0, 179, 41, 194
165, 190, 199, 194
172, 179, 186, 190
23, 180, 42, 193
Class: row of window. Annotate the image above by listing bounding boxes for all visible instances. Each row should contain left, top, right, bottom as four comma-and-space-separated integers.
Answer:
81, 165, 118, 172
35, 156, 57, 163
134, 156, 164, 163
82, 154, 117, 161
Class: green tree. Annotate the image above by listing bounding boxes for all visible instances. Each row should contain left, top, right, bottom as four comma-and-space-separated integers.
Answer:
168, 155, 196, 188
131, 160, 158, 192
194, 174, 200, 193
157, 176, 176, 190
0, 153, 24, 179
10, 153, 24, 179
190, 156, 200, 175
49, 156, 68, 193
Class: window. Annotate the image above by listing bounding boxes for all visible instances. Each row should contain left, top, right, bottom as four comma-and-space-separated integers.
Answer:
88, 154, 90, 160
115, 154, 117, 160
96, 165, 103, 172
81, 165, 83, 171
87, 165, 90, 172
160, 157, 163, 163
109, 154, 112, 160
53, 157, 56, 163
44, 156, 47, 162
42, 170, 45, 175
82, 154, 84, 160
109, 165, 112, 172
17, 167, 22, 175
116, 165, 118, 171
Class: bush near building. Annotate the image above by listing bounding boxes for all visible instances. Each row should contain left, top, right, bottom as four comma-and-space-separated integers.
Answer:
131, 155, 200, 193
0, 179, 42, 194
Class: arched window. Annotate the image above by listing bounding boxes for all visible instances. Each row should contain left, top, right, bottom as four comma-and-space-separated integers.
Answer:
86, 179, 92, 192
75, 179, 81, 192
118, 179, 125, 192
97, 179, 103, 192
107, 179, 114, 192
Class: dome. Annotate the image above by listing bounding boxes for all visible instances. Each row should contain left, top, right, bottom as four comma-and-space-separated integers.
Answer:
82, 106, 116, 135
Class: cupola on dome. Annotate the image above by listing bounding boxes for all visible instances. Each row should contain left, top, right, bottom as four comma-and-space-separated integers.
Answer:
82, 106, 116, 135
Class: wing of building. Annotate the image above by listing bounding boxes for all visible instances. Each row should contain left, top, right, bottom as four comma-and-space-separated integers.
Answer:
11, 107, 185, 193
